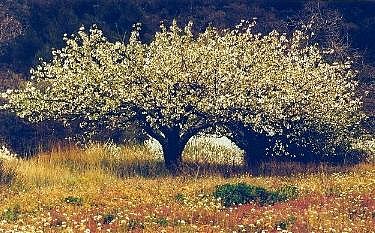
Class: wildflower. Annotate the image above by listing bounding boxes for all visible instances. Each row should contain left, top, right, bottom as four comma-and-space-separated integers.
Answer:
0, 145, 17, 160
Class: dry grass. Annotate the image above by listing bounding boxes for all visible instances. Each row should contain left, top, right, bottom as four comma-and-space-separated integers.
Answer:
0, 140, 374, 232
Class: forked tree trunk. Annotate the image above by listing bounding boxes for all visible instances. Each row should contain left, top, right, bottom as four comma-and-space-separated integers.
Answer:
137, 112, 202, 175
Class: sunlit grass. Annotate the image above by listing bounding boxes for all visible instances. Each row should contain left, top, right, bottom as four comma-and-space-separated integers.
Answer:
0, 140, 374, 232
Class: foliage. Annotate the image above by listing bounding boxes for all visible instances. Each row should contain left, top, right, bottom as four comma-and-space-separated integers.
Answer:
268, 185, 299, 204
175, 193, 186, 202
0, 3, 23, 54
0, 1, 373, 154
3, 0, 375, 72
213, 183, 299, 207
1, 21, 224, 171
213, 21, 365, 160
2, 20, 366, 170
0, 0, 293, 71
351, 135, 375, 162
0, 112, 68, 156
213, 183, 268, 206
0, 144, 17, 161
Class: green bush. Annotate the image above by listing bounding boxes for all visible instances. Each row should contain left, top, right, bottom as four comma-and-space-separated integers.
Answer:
213, 183, 268, 207
156, 217, 168, 226
213, 183, 299, 207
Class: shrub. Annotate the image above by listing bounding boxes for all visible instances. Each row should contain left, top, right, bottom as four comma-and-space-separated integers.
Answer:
213, 183, 299, 207
352, 136, 375, 162
0, 144, 16, 160
213, 183, 268, 207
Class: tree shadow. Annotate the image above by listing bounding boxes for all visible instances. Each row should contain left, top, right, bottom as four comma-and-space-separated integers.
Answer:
253, 160, 357, 177
99, 158, 361, 178
99, 159, 248, 178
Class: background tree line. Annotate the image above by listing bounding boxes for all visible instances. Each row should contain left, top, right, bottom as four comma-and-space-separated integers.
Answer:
0, 0, 374, 156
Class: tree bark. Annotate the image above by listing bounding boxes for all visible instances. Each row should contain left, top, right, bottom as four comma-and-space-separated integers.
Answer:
243, 140, 268, 175
162, 142, 184, 175
160, 129, 185, 175
135, 110, 208, 175
227, 123, 269, 175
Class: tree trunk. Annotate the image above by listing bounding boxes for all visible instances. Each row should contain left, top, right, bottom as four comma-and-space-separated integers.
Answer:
162, 142, 184, 175
228, 125, 269, 175
243, 141, 268, 175
161, 130, 185, 175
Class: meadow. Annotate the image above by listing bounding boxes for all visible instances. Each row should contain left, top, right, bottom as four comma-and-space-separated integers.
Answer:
0, 139, 374, 233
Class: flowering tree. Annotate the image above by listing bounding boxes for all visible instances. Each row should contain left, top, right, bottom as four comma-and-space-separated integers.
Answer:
2, 22, 225, 173
2, 20, 365, 173
214, 22, 365, 169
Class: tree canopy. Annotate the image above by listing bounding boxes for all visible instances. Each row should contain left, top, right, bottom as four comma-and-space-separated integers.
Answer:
213, 22, 364, 168
2, 21, 366, 173
2, 22, 222, 172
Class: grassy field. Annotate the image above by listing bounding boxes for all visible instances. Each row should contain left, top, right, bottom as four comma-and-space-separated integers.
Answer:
0, 140, 374, 233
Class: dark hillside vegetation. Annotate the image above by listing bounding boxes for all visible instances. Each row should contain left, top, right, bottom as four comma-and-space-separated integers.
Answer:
2, 1, 375, 73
